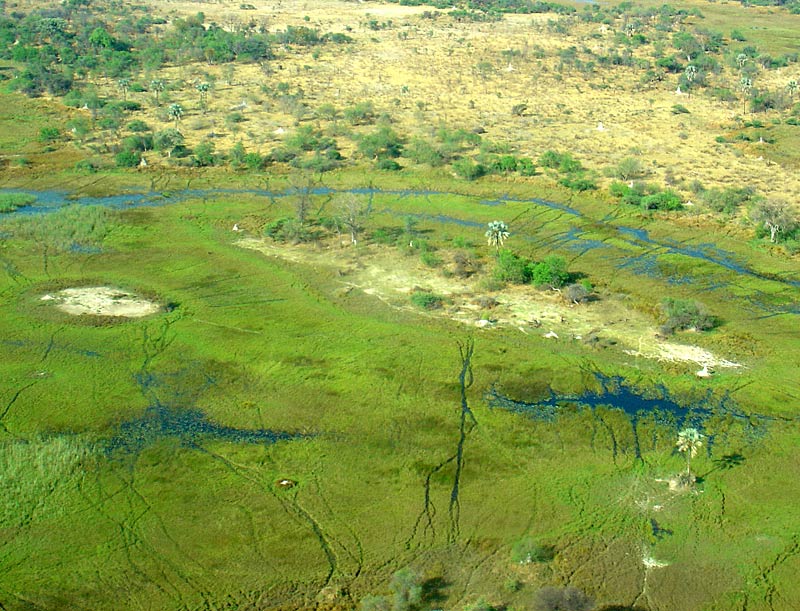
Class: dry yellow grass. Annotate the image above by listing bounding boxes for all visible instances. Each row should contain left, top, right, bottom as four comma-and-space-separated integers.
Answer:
56, 0, 800, 208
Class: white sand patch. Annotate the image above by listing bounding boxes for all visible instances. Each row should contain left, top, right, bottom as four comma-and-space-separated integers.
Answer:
624, 341, 742, 369
43, 287, 161, 318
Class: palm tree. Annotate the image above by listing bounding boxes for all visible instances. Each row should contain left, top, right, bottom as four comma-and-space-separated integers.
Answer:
196, 82, 210, 113
150, 79, 165, 106
118, 78, 130, 101
787, 79, 798, 101
485, 220, 509, 253
168, 103, 183, 130
676, 427, 704, 477
738, 77, 753, 113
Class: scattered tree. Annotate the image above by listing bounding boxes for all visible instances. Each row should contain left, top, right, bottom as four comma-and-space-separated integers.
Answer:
750, 199, 796, 243
676, 427, 704, 478
533, 586, 594, 611
485, 220, 509, 253
167, 103, 183, 129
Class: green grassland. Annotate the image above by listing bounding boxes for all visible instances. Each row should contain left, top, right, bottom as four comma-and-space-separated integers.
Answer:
0, 165, 798, 611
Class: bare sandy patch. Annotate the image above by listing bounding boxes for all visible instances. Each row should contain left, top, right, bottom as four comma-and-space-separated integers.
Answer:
41, 287, 161, 318
238, 237, 742, 371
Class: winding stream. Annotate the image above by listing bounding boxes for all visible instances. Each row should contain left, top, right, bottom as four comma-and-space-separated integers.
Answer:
3, 186, 797, 295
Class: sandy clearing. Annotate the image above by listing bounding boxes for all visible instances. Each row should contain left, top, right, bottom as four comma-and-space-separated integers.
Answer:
42, 287, 161, 318
238, 237, 742, 370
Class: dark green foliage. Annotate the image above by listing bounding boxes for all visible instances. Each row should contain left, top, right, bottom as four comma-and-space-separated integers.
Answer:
243, 152, 265, 171
38, 126, 60, 143
376, 158, 402, 171
510, 536, 555, 564
358, 127, 403, 160
153, 129, 184, 153
410, 291, 444, 310
115, 150, 140, 167
701, 187, 754, 214
530, 255, 569, 288
539, 150, 582, 173
671, 104, 690, 114
452, 158, 485, 180
127, 120, 150, 132
660, 298, 716, 334
640, 190, 683, 211
405, 138, 446, 167
192, 141, 218, 167
494, 249, 531, 284
559, 176, 597, 191
611, 183, 683, 211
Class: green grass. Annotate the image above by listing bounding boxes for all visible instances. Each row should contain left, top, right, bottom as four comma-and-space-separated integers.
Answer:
0, 167, 799, 611
0, 193, 35, 213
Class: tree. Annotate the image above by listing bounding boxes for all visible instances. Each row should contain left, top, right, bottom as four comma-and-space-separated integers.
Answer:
485, 220, 509, 253
676, 427, 704, 477
533, 586, 594, 611
750, 199, 796, 243
738, 77, 753, 113
336, 193, 371, 245
196, 81, 210, 113
390, 568, 422, 611
118, 77, 130, 101
168, 103, 183, 129
786, 79, 798, 101
150, 79, 165, 106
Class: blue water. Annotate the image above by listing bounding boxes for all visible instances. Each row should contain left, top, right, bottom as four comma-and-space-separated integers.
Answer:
106, 404, 304, 454
487, 374, 784, 434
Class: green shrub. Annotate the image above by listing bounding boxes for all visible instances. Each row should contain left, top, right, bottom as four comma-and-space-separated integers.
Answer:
641, 190, 683, 211
127, 119, 151, 132
39, 126, 61, 143
511, 536, 555, 564
452, 158, 485, 180
410, 291, 444, 309
660, 298, 717, 334
494, 249, 531, 284
671, 104, 690, 114
115, 150, 140, 167
420, 251, 442, 267
376, 158, 402, 171
559, 176, 596, 192
530, 255, 570, 288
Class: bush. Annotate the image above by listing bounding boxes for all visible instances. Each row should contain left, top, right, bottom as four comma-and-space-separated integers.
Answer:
640, 190, 683, 211
559, 176, 597, 192
530, 255, 570, 288
701, 187, 754, 214
452, 158, 485, 180
344, 101, 376, 125
127, 120, 151, 132
115, 150, 140, 167
660, 298, 716, 334
494, 249, 531, 284
511, 536, 555, 564
410, 291, 444, 310
533, 586, 594, 611
671, 104, 690, 114
376, 158, 402, 171
420, 251, 442, 267
39, 127, 60, 143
